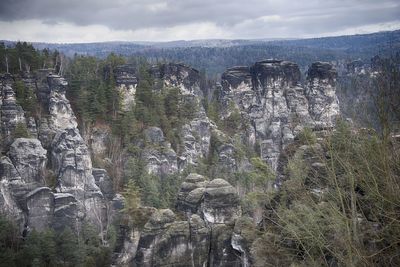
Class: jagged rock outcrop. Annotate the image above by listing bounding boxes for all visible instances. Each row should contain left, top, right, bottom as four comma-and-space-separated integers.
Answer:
150, 63, 214, 170
134, 174, 242, 266
47, 74, 78, 130
135, 209, 209, 267
0, 144, 53, 232
134, 209, 211, 267
180, 115, 214, 168
0, 156, 25, 229
0, 74, 26, 146
305, 62, 340, 128
0, 72, 116, 236
151, 63, 202, 97
0, 58, 345, 265
43, 74, 110, 232
51, 127, 98, 196
114, 64, 138, 111
221, 59, 340, 170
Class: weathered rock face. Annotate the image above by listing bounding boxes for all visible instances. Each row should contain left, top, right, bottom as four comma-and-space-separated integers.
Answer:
52, 192, 78, 232
26, 187, 54, 232
9, 138, 47, 185
180, 115, 214, 168
134, 209, 211, 267
134, 174, 242, 266
0, 72, 115, 236
0, 149, 53, 232
0, 156, 25, 230
151, 63, 202, 97
43, 74, 110, 232
114, 64, 138, 111
208, 224, 242, 267
92, 168, 114, 200
51, 128, 98, 196
47, 74, 78, 130
221, 60, 340, 170
142, 127, 178, 176
0, 74, 26, 146
176, 173, 208, 213
38, 117, 56, 149
143, 147, 178, 176
305, 62, 340, 128
119, 63, 211, 173
231, 216, 259, 267
201, 178, 241, 224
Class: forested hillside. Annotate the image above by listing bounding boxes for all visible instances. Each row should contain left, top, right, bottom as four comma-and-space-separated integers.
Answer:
3, 29, 400, 76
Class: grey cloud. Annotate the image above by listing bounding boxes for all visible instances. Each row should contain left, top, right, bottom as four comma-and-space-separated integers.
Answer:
0, 0, 399, 39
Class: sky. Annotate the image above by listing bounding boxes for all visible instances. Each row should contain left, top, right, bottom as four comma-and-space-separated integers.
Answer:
0, 0, 399, 43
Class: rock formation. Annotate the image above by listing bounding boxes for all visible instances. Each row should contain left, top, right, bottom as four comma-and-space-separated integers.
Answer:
0, 71, 116, 238
114, 64, 138, 111
142, 127, 178, 175
0, 74, 26, 146
133, 173, 242, 267
221, 59, 339, 170
0, 59, 342, 266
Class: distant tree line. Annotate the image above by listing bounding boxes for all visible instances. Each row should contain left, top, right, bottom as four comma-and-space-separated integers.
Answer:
0, 41, 63, 74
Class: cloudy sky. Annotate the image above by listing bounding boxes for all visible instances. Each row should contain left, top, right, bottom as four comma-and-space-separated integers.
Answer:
0, 0, 399, 43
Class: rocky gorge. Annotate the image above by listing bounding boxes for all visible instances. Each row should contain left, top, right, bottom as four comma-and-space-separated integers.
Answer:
2, 53, 396, 267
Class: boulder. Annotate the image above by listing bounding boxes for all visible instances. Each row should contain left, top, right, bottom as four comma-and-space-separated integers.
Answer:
176, 173, 208, 213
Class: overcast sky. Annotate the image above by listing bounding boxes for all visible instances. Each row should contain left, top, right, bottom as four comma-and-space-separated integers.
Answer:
0, 0, 399, 43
